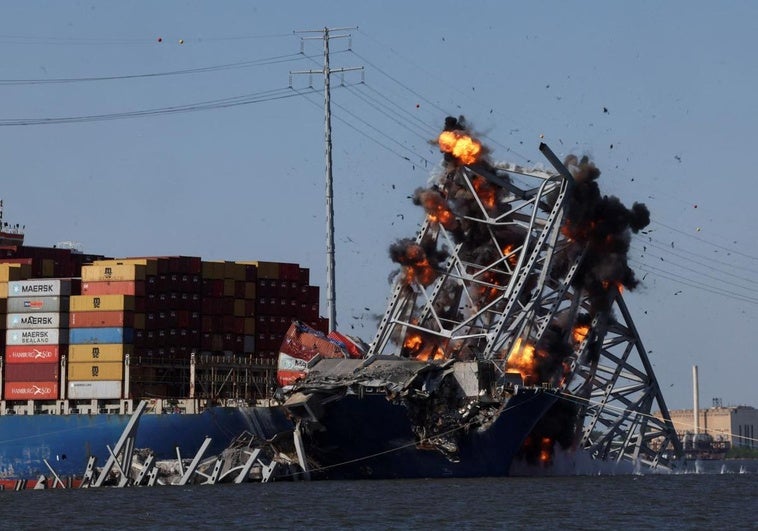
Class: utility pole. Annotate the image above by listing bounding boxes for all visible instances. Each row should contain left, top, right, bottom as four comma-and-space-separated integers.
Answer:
291, 26, 362, 334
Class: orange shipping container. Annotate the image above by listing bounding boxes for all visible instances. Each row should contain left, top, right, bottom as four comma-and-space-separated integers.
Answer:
4, 381, 58, 400
68, 361, 123, 381
81, 280, 146, 296
81, 263, 146, 282
69, 311, 144, 329
69, 295, 136, 312
68, 343, 131, 363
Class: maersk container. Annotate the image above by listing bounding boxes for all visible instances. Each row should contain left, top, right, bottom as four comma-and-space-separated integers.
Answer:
81, 263, 146, 282
6, 312, 67, 329
5, 362, 59, 382
7, 296, 69, 313
5, 345, 62, 364
67, 380, 121, 399
4, 381, 58, 400
68, 343, 131, 363
6, 328, 68, 346
68, 327, 134, 344
67, 361, 123, 381
69, 295, 136, 312
8, 279, 76, 297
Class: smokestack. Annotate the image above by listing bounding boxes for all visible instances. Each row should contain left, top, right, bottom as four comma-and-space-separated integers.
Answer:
692, 365, 700, 435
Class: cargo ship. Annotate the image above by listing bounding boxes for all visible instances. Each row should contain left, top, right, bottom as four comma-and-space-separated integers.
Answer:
0, 208, 333, 485
274, 118, 682, 479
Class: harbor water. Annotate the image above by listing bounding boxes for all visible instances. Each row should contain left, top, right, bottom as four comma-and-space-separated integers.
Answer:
0, 461, 756, 530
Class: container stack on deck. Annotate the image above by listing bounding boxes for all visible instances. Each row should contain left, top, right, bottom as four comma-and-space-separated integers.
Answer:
3, 278, 76, 401
0, 248, 326, 405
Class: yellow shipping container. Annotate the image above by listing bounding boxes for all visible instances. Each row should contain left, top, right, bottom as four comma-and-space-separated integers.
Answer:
0, 282, 7, 298
99, 258, 159, 276
244, 282, 256, 299
69, 295, 136, 312
244, 317, 256, 335
241, 261, 279, 279
201, 260, 225, 280
68, 361, 124, 381
234, 299, 246, 317
41, 259, 55, 278
223, 261, 245, 281
68, 343, 132, 363
82, 263, 146, 282
223, 278, 235, 297
0, 263, 31, 282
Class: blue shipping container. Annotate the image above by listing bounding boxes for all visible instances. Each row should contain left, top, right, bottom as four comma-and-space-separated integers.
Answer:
68, 327, 134, 345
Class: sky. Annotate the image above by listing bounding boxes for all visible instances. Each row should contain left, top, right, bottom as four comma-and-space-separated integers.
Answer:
0, 1, 756, 410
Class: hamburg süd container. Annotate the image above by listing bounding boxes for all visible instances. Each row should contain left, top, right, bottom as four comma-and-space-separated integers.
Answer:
5, 362, 59, 382
4, 345, 62, 364
4, 381, 59, 400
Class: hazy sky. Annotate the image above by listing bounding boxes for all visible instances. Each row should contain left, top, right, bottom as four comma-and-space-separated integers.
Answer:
1, 1, 756, 410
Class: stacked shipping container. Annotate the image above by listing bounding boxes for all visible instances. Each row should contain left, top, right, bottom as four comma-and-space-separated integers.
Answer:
68, 262, 144, 399
3, 279, 75, 400
0, 249, 325, 403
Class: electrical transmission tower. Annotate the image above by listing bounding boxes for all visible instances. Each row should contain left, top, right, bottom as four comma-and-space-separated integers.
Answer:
291, 27, 363, 334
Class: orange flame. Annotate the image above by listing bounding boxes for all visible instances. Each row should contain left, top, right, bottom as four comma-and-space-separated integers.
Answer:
404, 332, 446, 361
506, 337, 541, 385
539, 437, 553, 465
572, 324, 590, 344
438, 130, 482, 165
502, 244, 519, 267
472, 175, 496, 209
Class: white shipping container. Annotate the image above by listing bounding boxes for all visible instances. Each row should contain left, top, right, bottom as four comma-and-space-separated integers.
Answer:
7, 296, 69, 313
67, 380, 122, 399
6, 312, 67, 329
8, 279, 74, 297
6, 328, 68, 345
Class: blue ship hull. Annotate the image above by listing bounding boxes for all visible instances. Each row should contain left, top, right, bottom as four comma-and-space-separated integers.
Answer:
299, 389, 558, 479
0, 406, 293, 480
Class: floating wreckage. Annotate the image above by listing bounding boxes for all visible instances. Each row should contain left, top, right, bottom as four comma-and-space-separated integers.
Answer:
275, 117, 683, 479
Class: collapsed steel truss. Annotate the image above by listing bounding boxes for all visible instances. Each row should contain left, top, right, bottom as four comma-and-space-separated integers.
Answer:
368, 143, 682, 471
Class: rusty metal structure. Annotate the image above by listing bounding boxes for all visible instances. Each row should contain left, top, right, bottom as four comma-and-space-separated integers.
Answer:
366, 137, 682, 472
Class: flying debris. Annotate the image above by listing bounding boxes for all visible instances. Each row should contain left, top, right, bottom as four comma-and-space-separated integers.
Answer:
276, 116, 682, 479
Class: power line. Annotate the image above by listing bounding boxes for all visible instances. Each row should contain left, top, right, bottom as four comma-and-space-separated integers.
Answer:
0, 86, 310, 126
0, 53, 305, 85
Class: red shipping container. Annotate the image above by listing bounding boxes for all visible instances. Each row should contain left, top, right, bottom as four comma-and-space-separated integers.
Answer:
5, 362, 59, 382
69, 311, 138, 328
82, 280, 146, 296
5, 344, 62, 364
4, 381, 58, 400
